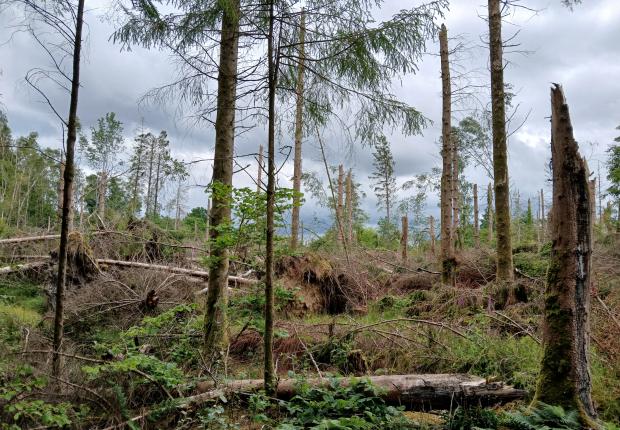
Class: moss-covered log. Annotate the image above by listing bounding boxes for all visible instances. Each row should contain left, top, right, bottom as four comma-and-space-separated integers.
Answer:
534, 84, 597, 425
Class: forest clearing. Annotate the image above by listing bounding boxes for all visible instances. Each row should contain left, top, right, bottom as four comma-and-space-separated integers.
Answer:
0, 0, 619, 428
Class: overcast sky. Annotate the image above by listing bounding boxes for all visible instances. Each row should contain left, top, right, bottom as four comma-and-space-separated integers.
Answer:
1, 0, 618, 233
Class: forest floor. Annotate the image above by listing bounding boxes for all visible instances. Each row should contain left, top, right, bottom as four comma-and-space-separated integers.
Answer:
0, 226, 619, 429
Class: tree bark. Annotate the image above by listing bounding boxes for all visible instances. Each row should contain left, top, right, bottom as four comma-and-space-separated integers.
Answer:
290, 10, 305, 251
264, 0, 277, 395
97, 171, 107, 222
203, 0, 240, 364
474, 184, 480, 248
439, 24, 455, 286
345, 170, 353, 244
401, 216, 408, 263
190, 374, 525, 411
429, 215, 435, 255
256, 144, 263, 194
487, 182, 494, 243
52, 0, 85, 379
337, 164, 344, 244
488, 0, 513, 281
534, 84, 596, 424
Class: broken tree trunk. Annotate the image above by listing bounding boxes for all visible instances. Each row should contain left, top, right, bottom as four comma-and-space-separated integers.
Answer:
188, 374, 525, 411
439, 24, 455, 286
345, 170, 352, 245
96, 259, 257, 286
429, 215, 436, 255
0, 235, 62, 244
0, 261, 49, 275
533, 84, 597, 425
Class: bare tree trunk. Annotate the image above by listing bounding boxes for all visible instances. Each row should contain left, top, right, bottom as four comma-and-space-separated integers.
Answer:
145, 141, 155, 216
97, 171, 107, 222
264, 0, 277, 395
57, 157, 65, 223
429, 215, 436, 255
337, 164, 344, 244
256, 144, 263, 193
540, 188, 545, 239
345, 170, 353, 244
488, 0, 513, 281
52, 0, 85, 379
487, 183, 494, 243
401, 215, 408, 263
439, 24, 455, 286
534, 84, 596, 425
153, 153, 162, 217
290, 10, 305, 251
474, 184, 480, 248
203, 0, 239, 365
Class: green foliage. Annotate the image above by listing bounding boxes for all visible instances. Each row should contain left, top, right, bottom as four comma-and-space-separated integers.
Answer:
276, 378, 414, 429
443, 406, 499, 430
369, 136, 397, 223
229, 283, 297, 327
502, 403, 581, 430
0, 365, 88, 429
513, 252, 549, 278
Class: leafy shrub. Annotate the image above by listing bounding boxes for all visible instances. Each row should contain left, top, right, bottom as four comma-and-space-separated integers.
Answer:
276, 377, 415, 429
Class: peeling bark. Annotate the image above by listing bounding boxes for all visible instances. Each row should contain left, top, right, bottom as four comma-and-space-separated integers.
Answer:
534, 85, 596, 424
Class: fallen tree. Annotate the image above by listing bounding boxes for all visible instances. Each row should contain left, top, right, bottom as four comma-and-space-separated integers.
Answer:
188, 373, 526, 410
96, 259, 258, 286
0, 261, 49, 275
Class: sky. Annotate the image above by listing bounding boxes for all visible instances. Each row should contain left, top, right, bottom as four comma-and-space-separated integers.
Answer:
1, 0, 619, 234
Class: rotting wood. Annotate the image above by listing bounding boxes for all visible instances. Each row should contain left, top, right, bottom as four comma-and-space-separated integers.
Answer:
188, 374, 526, 410
96, 259, 257, 286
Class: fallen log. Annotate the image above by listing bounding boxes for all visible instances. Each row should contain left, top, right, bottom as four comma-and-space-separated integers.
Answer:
187, 374, 526, 410
0, 261, 49, 274
96, 259, 258, 286
0, 234, 61, 244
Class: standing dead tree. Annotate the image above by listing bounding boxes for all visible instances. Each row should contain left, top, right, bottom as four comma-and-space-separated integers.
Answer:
439, 24, 455, 286
534, 84, 597, 425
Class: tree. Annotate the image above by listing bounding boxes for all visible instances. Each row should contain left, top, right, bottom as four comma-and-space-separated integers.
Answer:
369, 136, 397, 226
534, 84, 596, 426
488, 0, 513, 281
80, 112, 125, 221
439, 23, 455, 285
290, 10, 305, 250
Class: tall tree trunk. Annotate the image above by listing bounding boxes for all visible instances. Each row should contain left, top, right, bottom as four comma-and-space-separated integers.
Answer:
203, 0, 240, 365
52, 0, 84, 379
337, 164, 344, 244
345, 170, 352, 244
153, 153, 162, 217
540, 188, 545, 239
429, 215, 435, 255
263, 0, 277, 395
256, 144, 263, 193
474, 183, 480, 248
97, 172, 107, 222
290, 10, 305, 250
401, 215, 408, 263
145, 140, 155, 216
57, 157, 64, 223
439, 24, 455, 286
487, 183, 494, 243
534, 84, 596, 425
488, 0, 513, 281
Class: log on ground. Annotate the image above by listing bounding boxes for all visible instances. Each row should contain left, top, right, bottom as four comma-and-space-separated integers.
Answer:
188, 373, 526, 410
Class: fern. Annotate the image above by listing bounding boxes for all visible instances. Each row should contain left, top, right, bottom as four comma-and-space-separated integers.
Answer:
503, 403, 581, 430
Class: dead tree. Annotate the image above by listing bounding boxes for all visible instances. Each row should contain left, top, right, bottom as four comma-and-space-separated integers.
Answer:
487, 183, 494, 243
290, 10, 306, 250
429, 215, 436, 255
337, 164, 345, 244
439, 24, 455, 286
473, 184, 480, 248
401, 215, 408, 263
488, 0, 513, 281
534, 84, 596, 425
345, 170, 353, 244
257, 145, 263, 193
53, 0, 86, 379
